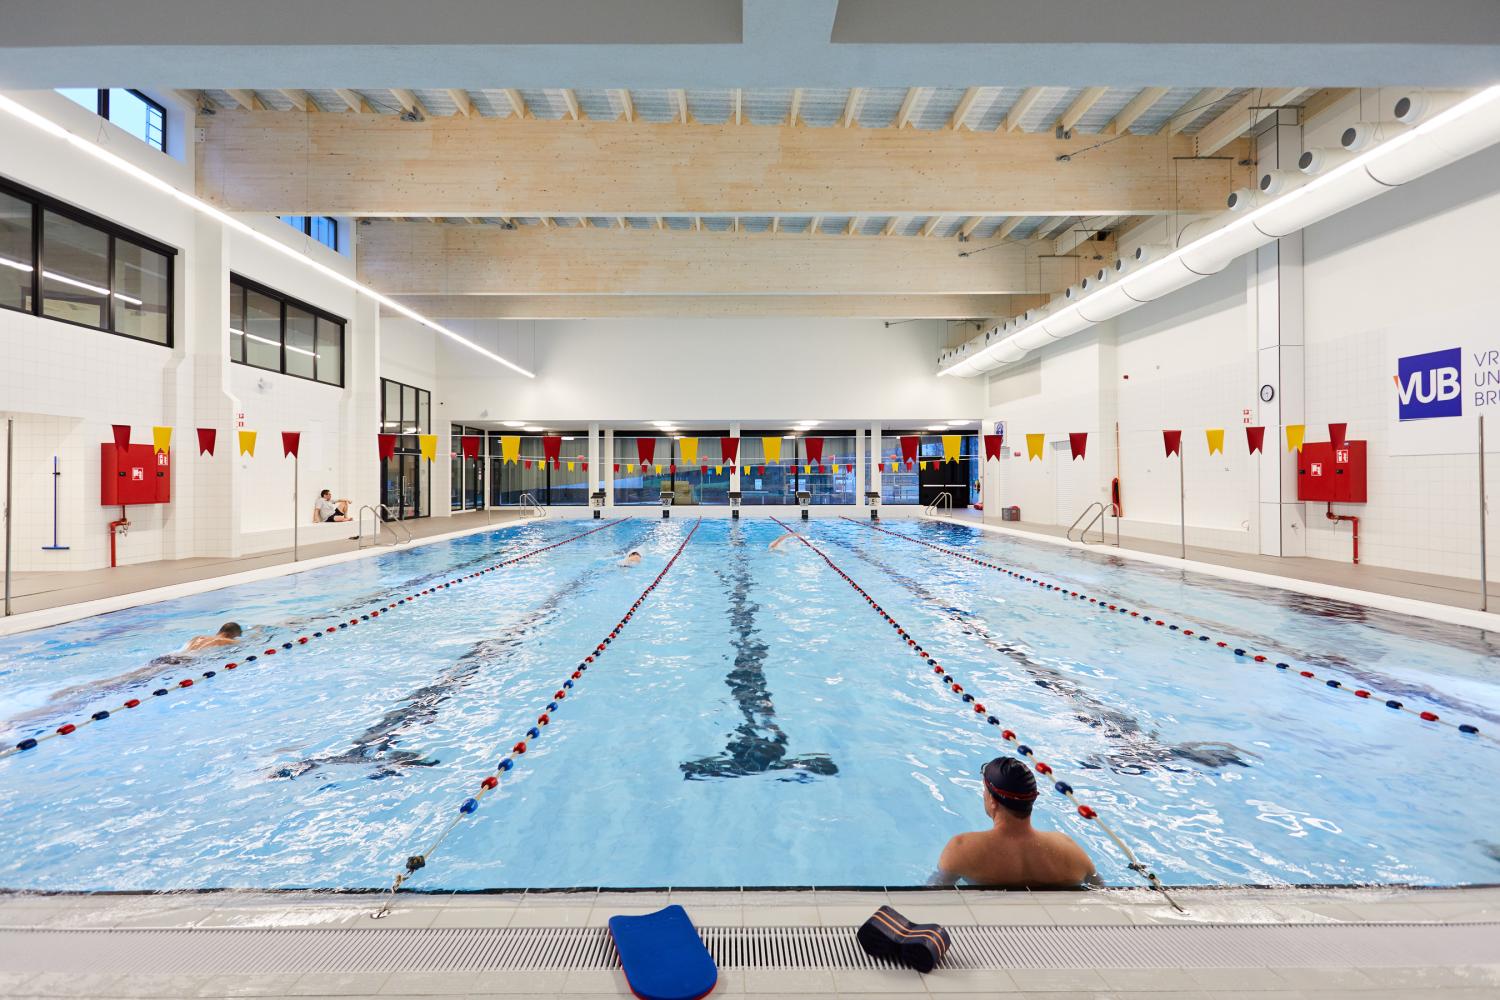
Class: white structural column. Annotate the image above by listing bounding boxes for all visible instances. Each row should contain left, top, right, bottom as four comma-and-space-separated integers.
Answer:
729, 421, 742, 494
587, 422, 601, 499
603, 428, 615, 507
346, 293, 382, 519
1254, 110, 1307, 557
870, 421, 883, 499
854, 426, 865, 506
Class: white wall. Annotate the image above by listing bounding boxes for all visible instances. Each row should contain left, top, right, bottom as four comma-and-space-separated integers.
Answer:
412, 316, 983, 423
0, 89, 377, 568
983, 91, 1500, 586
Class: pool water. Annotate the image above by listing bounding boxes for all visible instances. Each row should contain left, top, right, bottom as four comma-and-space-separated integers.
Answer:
1, 516, 1497, 892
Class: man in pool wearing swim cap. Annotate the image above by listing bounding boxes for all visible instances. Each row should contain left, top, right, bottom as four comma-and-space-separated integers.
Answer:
934, 756, 1096, 888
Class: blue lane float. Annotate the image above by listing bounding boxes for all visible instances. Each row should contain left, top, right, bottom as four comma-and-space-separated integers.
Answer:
848, 517, 1488, 745
371, 518, 705, 918
0, 518, 635, 762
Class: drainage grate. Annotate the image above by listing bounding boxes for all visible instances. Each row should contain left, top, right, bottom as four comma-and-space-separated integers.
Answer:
2, 923, 1497, 976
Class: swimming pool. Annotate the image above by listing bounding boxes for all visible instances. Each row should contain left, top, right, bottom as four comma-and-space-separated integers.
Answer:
1, 516, 1497, 892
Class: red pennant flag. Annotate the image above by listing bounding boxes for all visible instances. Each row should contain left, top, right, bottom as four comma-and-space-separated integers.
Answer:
1069, 432, 1088, 461
1328, 422, 1348, 449
613, 463, 621, 473
722, 437, 740, 465
805, 437, 824, 467
583, 461, 589, 471
1245, 426, 1266, 454
637, 437, 656, 466
542, 435, 562, 469
524, 459, 532, 469
899, 435, 920, 469
281, 431, 301, 458
460, 435, 480, 459
983, 434, 1003, 461
1163, 430, 1182, 457
756, 465, 764, 476
196, 428, 217, 457
669, 463, 677, 474
377, 433, 397, 460
700, 465, 707, 475
111, 424, 131, 453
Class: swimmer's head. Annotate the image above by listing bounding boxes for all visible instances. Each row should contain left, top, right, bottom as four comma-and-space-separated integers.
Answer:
218, 622, 243, 639
982, 756, 1037, 820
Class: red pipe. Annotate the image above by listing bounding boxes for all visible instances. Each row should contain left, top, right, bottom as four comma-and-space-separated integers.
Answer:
109, 506, 129, 568
1326, 502, 1359, 564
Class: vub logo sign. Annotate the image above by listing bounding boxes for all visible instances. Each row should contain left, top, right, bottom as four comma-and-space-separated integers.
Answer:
1395, 347, 1462, 420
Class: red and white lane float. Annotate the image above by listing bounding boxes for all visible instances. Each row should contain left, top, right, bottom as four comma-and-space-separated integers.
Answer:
848, 517, 1490, 747
771, 517, 1184, 912
0, 518, 635, 762
372, 518, 704, 918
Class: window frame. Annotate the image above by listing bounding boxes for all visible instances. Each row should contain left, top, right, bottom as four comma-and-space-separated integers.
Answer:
228, 272, 345, 386
0, 174, 176, 347
279, 214, 339, 253
62, 89, 167, 152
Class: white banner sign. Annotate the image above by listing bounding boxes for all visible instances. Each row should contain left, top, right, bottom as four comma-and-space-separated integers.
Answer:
1386, 324, 1500, 456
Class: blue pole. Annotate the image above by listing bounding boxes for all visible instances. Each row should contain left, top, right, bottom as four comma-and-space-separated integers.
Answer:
42, 455, 69, 551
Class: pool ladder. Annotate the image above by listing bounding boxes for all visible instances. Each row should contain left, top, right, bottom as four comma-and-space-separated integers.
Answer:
921, 492, 954, 517
355, 504, 413, 549
1067, 501, 1121, 546
518, 492, 547, 519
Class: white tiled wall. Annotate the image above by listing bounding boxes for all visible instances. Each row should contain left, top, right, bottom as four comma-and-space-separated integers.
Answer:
983, 94, 1500, 584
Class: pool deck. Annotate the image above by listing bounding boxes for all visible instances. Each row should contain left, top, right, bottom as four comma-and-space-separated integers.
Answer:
1, 886, 1496, 998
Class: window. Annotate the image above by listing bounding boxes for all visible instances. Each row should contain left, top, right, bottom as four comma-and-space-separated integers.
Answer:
379, 378, 431, 519
279, 215, 340, 253
56, 89, 165, 152
0, 190, 35, 312
228, 274, 345, 385
0, 177, 175, 345
451, 424, 485, 511
489, 434, 590, 506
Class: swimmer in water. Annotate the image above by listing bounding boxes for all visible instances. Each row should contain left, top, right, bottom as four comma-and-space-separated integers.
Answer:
619, 550, 643, 567
768, 532, 797, 552
932, 756, 1095, 889
4, 622, 247, 729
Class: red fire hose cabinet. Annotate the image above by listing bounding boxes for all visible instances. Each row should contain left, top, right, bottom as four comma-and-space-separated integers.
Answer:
101, 443, 171, 505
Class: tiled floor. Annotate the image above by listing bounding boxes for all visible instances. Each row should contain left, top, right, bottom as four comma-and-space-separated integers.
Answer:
1, 510, 528, 617
942, 510, 1500, 615
1, 886, 1496, 998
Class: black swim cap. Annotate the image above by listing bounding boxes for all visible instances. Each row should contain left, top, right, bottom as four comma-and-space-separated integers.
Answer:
982, 756, 1038, 817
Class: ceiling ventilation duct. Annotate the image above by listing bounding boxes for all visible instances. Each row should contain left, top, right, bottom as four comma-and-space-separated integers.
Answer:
1225, 187, 1263, 212
938, 87, 1500, 378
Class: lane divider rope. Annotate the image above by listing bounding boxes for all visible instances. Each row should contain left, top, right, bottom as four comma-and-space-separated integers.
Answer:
0, 518, 635, 762
849, 518, 1494, 748
771, 517, 1184, 912
371, 517, 704, 918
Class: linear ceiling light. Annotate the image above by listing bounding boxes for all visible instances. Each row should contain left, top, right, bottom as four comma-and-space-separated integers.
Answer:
0, 94, 535, 379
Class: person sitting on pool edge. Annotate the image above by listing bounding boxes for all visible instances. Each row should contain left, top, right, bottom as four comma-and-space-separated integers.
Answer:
933, 756, 1096, 889
315, 489, 352, 523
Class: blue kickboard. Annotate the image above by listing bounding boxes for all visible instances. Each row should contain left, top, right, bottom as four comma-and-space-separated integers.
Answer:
608, 904, 718, 1000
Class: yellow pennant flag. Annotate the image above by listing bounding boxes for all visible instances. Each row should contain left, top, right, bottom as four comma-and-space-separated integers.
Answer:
714, 465, 722, 475
626, 463, 635, 472
832, 463, 840, 474
418, 434, 438, 461
1026, 433, 1045, 461
1285, 424, 1305, 453
500, 435, 521, 463
567, 461, 575, 471
942, 434, 961, 463
1205, 428, 1225, 455
237, 430, 257, 457
654, 464, 662, 474
678, 437, 698, 466
805, 464, 812, 475
151, 426, 172, 455
761, 437, 782, 463
891, 461, 898, 472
